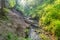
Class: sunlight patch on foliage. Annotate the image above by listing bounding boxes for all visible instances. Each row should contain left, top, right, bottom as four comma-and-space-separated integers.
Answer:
8, 0, 16, 8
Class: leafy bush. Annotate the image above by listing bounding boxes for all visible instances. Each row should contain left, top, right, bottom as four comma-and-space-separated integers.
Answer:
39, 0, 60, 40
39, 34, 50, 40
6, 32, 31, 40
9, 0, 16, 8
6, 33, 19, 40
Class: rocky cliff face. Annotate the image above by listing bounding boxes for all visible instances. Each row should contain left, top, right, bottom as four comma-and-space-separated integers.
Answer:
0, 9, 29, 40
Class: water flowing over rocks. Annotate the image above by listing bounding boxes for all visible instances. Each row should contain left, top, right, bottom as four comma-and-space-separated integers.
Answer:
0, 8, 42, 40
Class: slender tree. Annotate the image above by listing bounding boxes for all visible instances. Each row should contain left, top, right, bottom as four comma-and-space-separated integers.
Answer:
0, 0, 5, 16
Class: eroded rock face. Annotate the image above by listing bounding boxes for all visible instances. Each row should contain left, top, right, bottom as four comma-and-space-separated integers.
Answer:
0, 7, 41, 40
0, 9, 29, 40
7, 9, 29, 37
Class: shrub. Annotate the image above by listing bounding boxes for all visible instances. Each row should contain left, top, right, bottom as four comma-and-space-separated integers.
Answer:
39, 33, 50, 40
6, 32, 31, 40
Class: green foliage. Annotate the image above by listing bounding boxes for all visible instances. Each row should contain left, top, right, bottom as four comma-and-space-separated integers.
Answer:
55, 21, 60, 37
0, 8, 9, 20
4, 8, 10, 13
6, 0, 16, 8
9, 0, 16, 8
38, 0, 60, 40
6, 33, 19, 40
6, 32, 31, 40
40, 33, 50, 40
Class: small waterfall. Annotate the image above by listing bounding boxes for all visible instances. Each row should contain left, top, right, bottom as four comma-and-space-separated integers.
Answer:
28, 27, 41, 40
24, 17, 41, 40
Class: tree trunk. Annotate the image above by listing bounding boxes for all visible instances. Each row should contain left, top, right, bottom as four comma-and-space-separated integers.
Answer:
0, 0, 5, 16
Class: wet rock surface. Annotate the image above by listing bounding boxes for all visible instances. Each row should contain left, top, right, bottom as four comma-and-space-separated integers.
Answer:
24, 16, 41, 40
28, 27, 41, 40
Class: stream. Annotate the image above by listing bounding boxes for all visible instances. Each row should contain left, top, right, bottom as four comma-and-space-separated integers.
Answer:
28, 26, 41, 40
24, 17, 41, 40
11, 9, 41, 40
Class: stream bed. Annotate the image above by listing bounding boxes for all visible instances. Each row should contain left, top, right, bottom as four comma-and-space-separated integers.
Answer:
24, 17, 41, 40
28, 26, 41, 40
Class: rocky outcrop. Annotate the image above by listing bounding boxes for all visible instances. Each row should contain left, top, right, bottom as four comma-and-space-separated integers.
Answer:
0, 9, 30, 40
